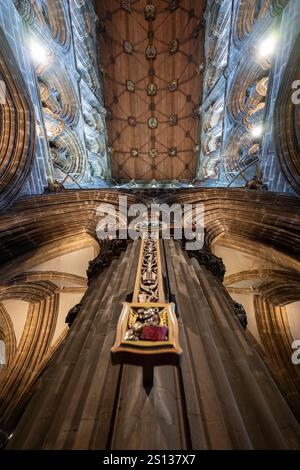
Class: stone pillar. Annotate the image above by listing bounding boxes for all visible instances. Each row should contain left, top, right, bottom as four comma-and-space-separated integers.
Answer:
7, 240, 188, 450
7, 240, 139, 449
6, 239, 300, 449
163, 239, 300, 449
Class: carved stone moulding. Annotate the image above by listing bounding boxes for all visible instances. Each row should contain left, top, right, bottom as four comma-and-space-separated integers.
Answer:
230, 299, 248, 329
87, 239, 130, 285
144, 4, 156, 20
13, 0, 35, 24
178, 238, 226, 282
245, 176, 268, 191
111, 302, 182, 366
147, 83, 157, 96
146, 45, 157, 60
191, 248, 225, 281
148, 116, 158, 129
65, 303, 82, 327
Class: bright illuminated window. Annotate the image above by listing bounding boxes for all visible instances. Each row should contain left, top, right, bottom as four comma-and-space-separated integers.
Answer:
251, 125, 264, 138
0, 340, 6, 367
257, 33, 278, 60
28, 38, 49, 65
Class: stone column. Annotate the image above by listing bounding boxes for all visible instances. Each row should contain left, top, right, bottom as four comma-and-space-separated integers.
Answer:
6, 238, 300, 449
163, 239, 300, 449
7, 240, 188, 450
7, 240, 138, 449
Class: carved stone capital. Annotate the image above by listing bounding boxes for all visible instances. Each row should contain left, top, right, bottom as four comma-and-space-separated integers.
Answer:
245, 176, 268, 191
87, 239, 131, 286
188, 247, 226, 282
230, 300, 248, 330
65, 303, 82, 328
178, 237, 225, 282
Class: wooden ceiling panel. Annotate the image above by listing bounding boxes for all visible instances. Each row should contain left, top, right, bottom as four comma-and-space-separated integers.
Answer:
95, 0, 206, 181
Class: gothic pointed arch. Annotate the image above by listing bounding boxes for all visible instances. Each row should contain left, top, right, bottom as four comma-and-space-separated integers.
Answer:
233, 0, 288, 44
38, 64, 79, 128
274, 32, 300, 195
0, 27, 35, 208
43, 0, 71, 51
0, 304, 16, 369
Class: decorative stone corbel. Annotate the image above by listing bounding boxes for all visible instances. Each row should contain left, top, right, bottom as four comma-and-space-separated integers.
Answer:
65, 303, 83, 327
178, 236, 226, 282
87, 239, 131, 285
230, 299, 248, 329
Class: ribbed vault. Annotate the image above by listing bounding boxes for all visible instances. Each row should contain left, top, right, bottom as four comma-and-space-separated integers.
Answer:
95, 0, 206, 182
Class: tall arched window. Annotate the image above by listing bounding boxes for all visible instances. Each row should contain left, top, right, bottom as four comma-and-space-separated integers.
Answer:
0, 339, 6, 368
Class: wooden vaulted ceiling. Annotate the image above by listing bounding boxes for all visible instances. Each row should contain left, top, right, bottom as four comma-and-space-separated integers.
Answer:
95, 0, 206, 182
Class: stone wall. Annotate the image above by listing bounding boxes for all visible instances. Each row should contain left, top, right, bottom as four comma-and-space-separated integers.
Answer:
198, 0, 298, 193
0, 0, 110, 208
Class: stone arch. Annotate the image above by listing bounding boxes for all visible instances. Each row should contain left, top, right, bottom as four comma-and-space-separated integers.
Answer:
0, 280, 60, 429
43, 0, 71, 51
206, 230, 300, 422
0, 27, 35, 208
234, 0, 272, 44
39, 63, 79, 127
49, 126, 86, 182
254, 296, 300, 421
228, 60, 268, 126
274, 32, 300, 195
0, 304, 16, 369
12, 0, 46, 26
224, 125, 259, 179
0, 255, 97, 432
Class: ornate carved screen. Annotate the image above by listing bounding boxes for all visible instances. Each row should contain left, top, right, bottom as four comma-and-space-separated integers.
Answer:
111, 237, 182, 366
